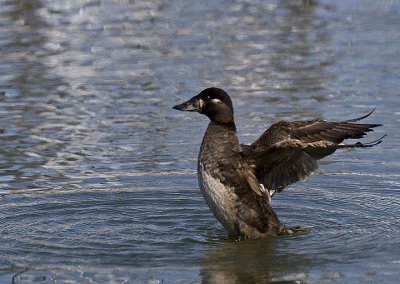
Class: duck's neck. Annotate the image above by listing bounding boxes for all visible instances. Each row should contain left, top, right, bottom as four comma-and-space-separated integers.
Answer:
210, 121, 236, 131
200, 121, 241, 155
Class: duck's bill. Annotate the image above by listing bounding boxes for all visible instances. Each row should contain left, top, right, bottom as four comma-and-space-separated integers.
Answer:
172, 98, 200, 111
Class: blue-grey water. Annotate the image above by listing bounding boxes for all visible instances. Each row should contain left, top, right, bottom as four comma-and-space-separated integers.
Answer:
0, 0, 399, 283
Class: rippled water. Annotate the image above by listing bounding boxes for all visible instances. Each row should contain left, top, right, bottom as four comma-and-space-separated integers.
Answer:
0, 0, 399, 283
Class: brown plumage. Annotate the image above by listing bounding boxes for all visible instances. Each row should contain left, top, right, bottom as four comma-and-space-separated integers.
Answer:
241, 110, 384, 194
173, 87, 384, 239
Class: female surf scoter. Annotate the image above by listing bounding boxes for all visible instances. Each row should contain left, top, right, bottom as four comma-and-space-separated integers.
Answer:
173, 87, 384, 239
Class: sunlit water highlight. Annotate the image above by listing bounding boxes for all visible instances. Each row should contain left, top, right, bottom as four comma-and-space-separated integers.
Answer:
0, 0, 399, 283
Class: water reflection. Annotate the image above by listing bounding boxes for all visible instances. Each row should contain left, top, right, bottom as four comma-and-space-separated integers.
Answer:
0, 0, 398, 283
201, 238, 312, 283
0, 0, 68, 189
0, 0, 179, 191
195, 1, 336, 99
270, 1, 334, 94
0, 0, 338, 193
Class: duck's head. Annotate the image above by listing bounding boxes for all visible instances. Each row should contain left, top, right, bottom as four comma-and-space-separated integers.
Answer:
173, 87, 234, 123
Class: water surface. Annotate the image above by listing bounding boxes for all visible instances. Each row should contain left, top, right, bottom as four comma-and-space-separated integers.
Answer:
0, 0, 399, 283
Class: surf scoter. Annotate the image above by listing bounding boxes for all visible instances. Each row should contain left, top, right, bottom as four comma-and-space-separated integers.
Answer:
173, 87, 384, 239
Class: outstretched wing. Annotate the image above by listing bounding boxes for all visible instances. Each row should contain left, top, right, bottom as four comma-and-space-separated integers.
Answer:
248, 110, 381, 151
241, 110, 384, 194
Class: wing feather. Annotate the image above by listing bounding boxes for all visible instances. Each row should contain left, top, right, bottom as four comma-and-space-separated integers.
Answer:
242, 111, 384, 195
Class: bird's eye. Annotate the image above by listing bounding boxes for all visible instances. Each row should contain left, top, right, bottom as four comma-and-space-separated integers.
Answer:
205, 95, 211, 101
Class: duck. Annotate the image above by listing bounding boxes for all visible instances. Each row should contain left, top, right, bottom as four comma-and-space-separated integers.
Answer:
173, 87, 384, 239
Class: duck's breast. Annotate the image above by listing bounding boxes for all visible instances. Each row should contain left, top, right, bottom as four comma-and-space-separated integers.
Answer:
197, 162, 239, 234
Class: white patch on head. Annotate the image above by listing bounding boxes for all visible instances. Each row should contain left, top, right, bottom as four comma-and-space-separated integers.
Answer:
198, 99, 204, 109
210, 98, 222, 104
198, 162, 238, 233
